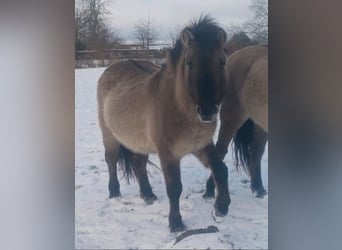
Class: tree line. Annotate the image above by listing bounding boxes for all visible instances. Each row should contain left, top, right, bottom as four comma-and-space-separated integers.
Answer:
75, 0, 268, 53
225, 0, 268, 45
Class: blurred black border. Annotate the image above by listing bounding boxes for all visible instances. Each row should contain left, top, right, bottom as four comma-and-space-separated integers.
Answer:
269, 1, 342, 249
1, 0, 341, 249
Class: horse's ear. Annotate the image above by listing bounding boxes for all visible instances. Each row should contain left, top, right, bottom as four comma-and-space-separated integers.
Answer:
217, 28, 227, 46
181, 28, 194, 46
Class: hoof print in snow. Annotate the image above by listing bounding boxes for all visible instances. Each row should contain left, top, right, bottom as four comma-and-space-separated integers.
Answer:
88, 165, 98, 170
122, 201, 132, 205
75, 185, 84, 190
241, 179, 250, 184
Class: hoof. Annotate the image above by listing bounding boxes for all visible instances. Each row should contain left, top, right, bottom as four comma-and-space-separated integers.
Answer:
109, 191, 121, 198
252, 186, 267, 198
255, 189, 267, 198
141, 193, 158, 205
109, 182, 121, 198
202, 191, 215, 199
214, 199, 229, 217
211, 209, 225, 223
214, 205, 228, 217
170, 222, 186, 233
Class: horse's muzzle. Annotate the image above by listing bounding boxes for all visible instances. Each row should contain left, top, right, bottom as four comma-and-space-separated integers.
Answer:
196, 104, 219, 123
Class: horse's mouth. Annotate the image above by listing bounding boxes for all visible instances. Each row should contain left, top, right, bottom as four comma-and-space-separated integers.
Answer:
196, 104, 219, 123
197, 113, 218, 123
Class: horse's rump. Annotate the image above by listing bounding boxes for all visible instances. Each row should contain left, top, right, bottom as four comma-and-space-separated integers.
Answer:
226, 46, 268, 132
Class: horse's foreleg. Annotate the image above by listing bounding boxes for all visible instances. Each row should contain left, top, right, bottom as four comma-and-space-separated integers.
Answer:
194, 144, 230, 217
104, 141, 121, 198
132, 154, 158, 204
203, 98, 245, 199
248, 125, 268, 198
204, 118, 234, 199
159, 154, 185, 232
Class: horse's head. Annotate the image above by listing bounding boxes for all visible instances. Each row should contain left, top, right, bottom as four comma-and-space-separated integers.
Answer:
179, 16, 227, 123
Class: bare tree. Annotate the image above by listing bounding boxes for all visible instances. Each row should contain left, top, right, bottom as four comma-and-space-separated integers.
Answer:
134, 15, 158, 50
225, 31, 257, 56
224, 23, 244, 40
75, 0, 121, 51
85, 0, 111, 50
75, 0, 89, 51
243, 0, 268, 44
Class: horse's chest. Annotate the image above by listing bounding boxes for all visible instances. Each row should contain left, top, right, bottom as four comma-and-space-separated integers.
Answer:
172, 124, 216, 157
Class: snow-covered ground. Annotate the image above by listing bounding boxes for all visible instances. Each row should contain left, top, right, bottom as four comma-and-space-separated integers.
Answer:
75, 67, 268, 249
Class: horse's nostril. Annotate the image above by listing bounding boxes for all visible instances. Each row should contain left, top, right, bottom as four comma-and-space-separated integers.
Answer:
196, 105, 201, 114
213, 105, 219, 113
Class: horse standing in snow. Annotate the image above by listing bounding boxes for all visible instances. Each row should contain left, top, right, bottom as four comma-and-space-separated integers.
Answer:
97, 15, 230, 232
204, 46, 268, 198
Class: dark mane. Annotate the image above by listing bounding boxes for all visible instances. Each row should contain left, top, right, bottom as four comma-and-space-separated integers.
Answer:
168, 36, 184, 66
169, 14, 222, 65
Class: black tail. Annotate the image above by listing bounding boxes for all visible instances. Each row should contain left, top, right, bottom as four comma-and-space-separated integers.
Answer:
233, 119, 255, 172
117, 145, 135, 183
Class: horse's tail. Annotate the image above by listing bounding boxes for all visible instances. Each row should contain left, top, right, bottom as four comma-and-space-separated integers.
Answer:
118, 145, 135, 184
233, 119, 254, 173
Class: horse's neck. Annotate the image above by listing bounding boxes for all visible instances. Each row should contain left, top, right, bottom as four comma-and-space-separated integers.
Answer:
173, 67, 197, 121
175, 76, 190, 111
152, 64, 195, 121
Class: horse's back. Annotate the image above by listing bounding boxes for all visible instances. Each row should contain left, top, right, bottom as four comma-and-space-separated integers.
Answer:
227, 46, 267, 74
98, 59, 160, 110
104, 60, 160, 77
98, 60, 160, 95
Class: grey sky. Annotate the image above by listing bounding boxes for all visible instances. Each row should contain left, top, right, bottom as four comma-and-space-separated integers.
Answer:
107, 0, 254, 42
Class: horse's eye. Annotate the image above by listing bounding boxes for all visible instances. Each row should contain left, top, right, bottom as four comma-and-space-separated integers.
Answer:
219, 58, 226, 68
186, 60, 193, 68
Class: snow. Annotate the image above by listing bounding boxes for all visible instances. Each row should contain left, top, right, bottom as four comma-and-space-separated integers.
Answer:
75, 67, 268, 249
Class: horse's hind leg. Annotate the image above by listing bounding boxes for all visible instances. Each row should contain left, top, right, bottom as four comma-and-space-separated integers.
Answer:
132, 154, 158, 204
248, 125, 268, 198
194, 144, 230, 217
216, 94, 246, 160
104, 139, 121, 198
203, 175, 215, 199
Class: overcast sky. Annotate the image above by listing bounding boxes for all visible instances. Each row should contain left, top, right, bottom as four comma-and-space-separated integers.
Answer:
107, 0, 254, 42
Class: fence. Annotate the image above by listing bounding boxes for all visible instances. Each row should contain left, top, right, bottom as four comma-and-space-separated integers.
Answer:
75, 46, 171, 68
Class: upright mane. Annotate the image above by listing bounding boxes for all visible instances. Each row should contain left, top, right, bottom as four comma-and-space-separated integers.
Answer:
169, 14, 223, 65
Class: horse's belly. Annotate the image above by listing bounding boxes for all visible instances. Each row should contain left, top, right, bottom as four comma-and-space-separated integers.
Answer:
103, 95, 156, 154
113, 130, 156, 154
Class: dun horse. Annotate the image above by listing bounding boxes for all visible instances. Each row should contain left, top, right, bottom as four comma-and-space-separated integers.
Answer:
98, 16, 229, 232
117, 38, 269, 199
204, 46, 268, 198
